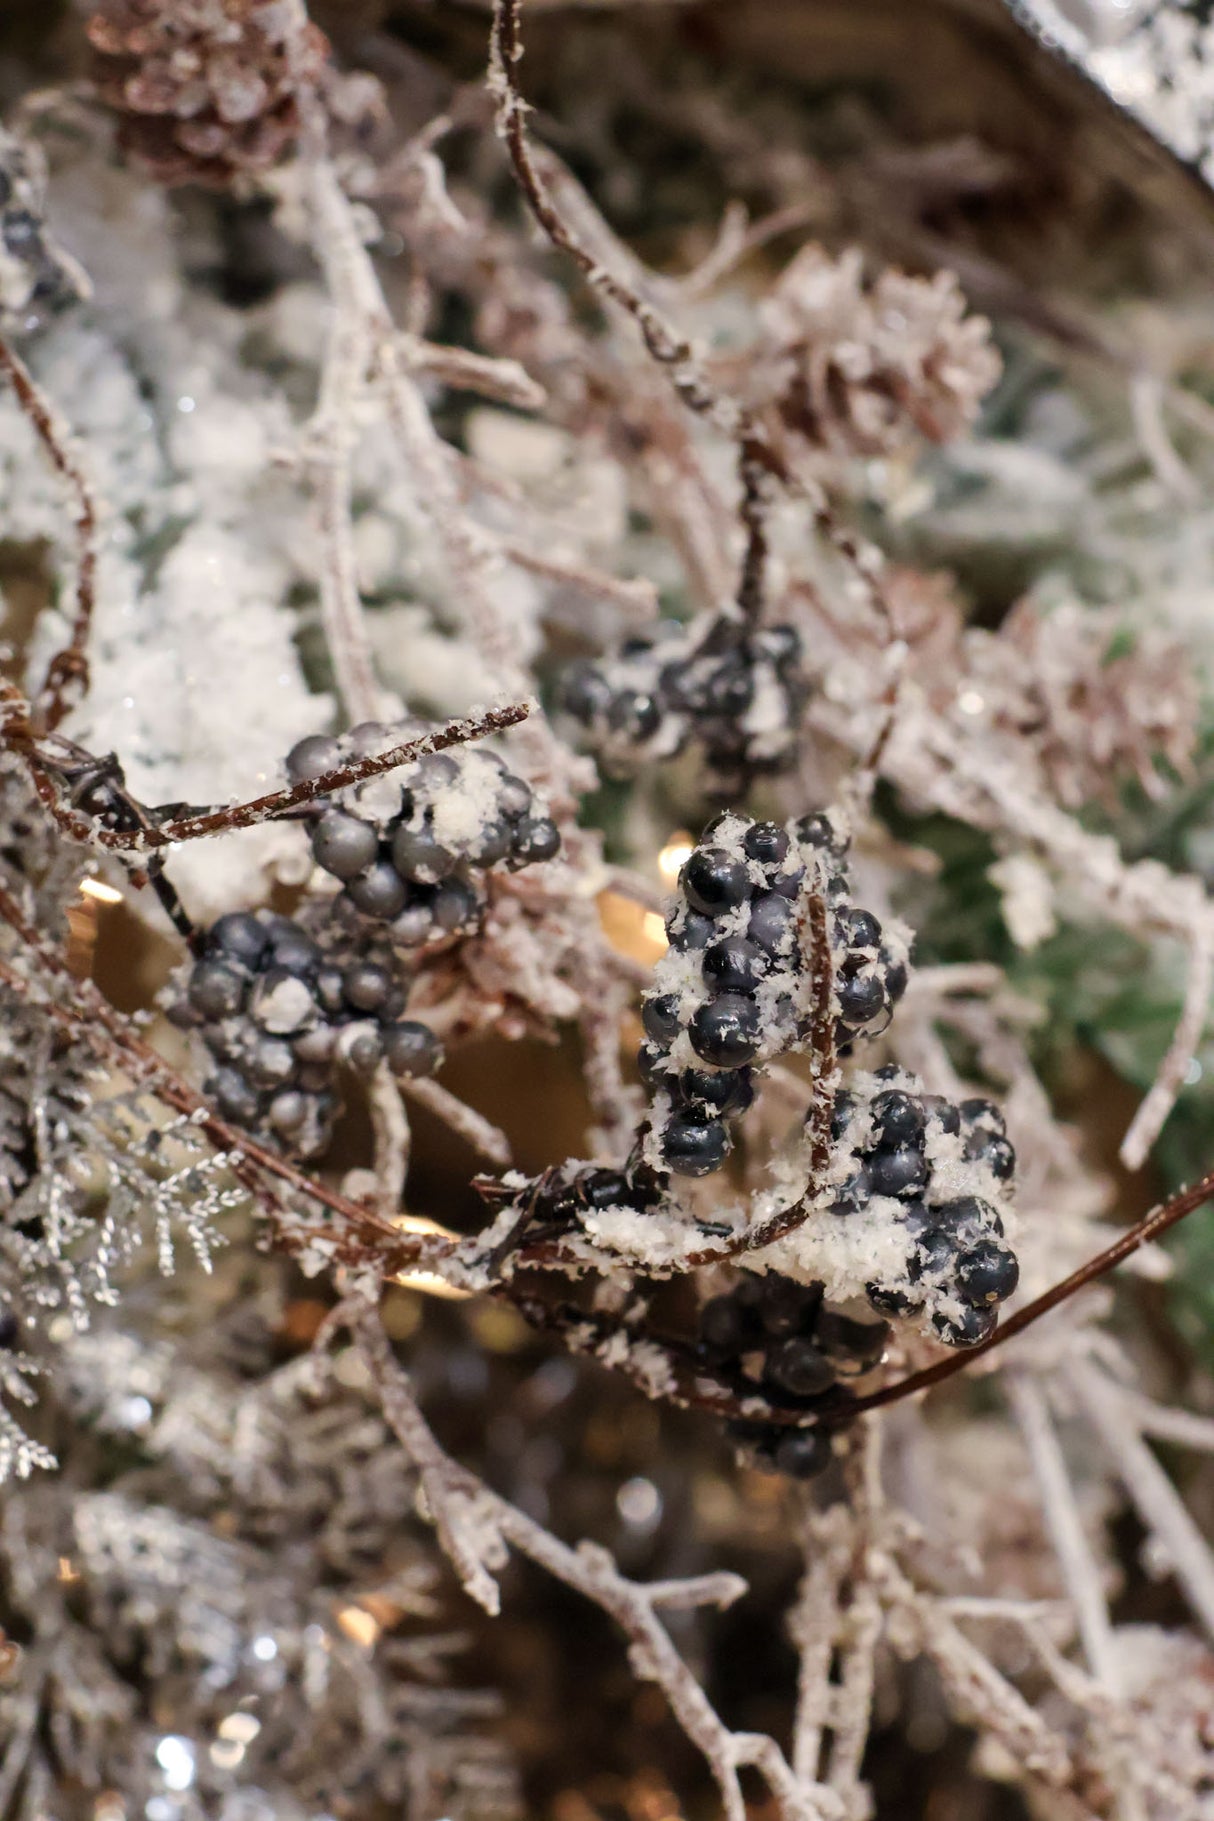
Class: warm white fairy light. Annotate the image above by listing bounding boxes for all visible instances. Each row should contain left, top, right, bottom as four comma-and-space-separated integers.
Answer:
657, 833, 694, 884
79, 877, 123, 905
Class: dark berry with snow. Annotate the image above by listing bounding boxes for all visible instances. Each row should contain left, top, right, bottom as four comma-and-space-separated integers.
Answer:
558, 611, 808, 793
637, 809, 912, 1179
699, 1271, 887, 1479
284, 721, 561, 950
166, 910, 441, 1157
820, 1069, 1019, 1348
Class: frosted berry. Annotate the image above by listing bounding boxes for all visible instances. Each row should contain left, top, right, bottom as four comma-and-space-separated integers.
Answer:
188, 960, 246, 1020
742, 821, 790, 866
382, 1021, 443, 1078
642, 994, 682, 1045
870, 1089, 925, 1147
662, 1115, 729, 1177
955, 1239, 1019, 1305
932, 1303, 999, 1347
286, 734, 342, 782
689, 995, 762, 1067
312, 810, 379, 881
681, 849, 751, 917
703, 936, 769, 993
867, 1144, 929, 1198
678, 1066, 753, 1115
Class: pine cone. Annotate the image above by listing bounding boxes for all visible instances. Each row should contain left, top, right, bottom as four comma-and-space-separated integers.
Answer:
86, 0, 329, 188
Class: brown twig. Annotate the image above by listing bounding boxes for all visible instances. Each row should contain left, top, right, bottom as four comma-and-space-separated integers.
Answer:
0, 336, 99, 733
28, 702, 530, 853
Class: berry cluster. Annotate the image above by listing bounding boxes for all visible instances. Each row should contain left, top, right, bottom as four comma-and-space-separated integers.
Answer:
167, 911, 441, 1157
0, 128, 84, 333
826, 1069, 1019, 1346
639, 812, 911, 1179
476, 1158, 665, 1240
698, 1272, 888, 1479
286, 723, 561, 948
559, 613, 807, 792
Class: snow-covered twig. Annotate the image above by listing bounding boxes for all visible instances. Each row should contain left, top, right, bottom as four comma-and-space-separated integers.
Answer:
345, 1297, 827, 1821
1007, 1372, 1120, 1689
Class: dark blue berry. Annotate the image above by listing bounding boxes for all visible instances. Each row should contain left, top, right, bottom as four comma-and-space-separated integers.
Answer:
669, 908, 715, 950
607, 691, 662, 739
774, 1428, 833, 1480
210, 1067, 261, 1125
795, 812, 836, 849
910, 1227, 957, 1281
758, 1276, 821, 1337
689, 994, 762, 1067
347, 862, 409, 920
392, 824, 455, 883
765, 1337, 836, 1398
209, 912, 270, 970
923, 1096, 961, 1135
642, 993, 682, 1045
382, 1021, 442, 1078
637, 1044, 666, 1090
747, 891, 795, 957
510, 816, 561, 865
770, 864, 806, 900
931, 1195, 1003, 1240
189, 960, 246, 1019
836, 972, 887, 1027
743, 821, 790, 866
867, 1145, 928, 1198
312, 810, 379, 881
816, 1310, 889, 1366
681, 848, 751, 917
960, 1098, 1006, 1136
829, 1090, 854, 1141
955, 1241, 1019, 1305
268, 926, 321, 975
663, 1116, 729, 1177
703, 937, 769, 993
679, 1066, 753, 1115
699, 1294, 756, 1357
866, 1282, 922, 1317
965, 1131, 1016, 1180
870, 1090, 926, 1148
932, 1303, 999, 1347
830, 1164, 872, 1216
285, 734, 341, 781
581, 1170, 632, 1211
836, 906, 882, 949
884, 956, 909, 1002
561, 663, 613, 723
432, 879, 481, 931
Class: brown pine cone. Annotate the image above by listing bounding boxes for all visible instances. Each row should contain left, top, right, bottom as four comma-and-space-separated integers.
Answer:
86, 0, 329, 188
